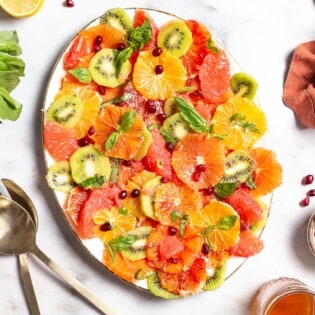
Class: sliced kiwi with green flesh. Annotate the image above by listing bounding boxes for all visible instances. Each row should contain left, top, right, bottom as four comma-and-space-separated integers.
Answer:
47, 95, 83, 128
89, 48, 131, 88
161, 112, 191, 143
69, 145, 111, 187
120, 226, 153, 261
203, 262, 227, 291
230, 72, 258, 100
164, 97, 194, 117
157, 19, 193, 57
140, 176, 161, 220
134, 127, 153, 161
221, 150, 255, 183
147, 271, 182, 299
46, 161, 74, 194
100, 8, 133, 35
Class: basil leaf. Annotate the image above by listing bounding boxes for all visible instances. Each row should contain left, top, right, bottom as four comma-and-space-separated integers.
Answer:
230, 113, 260, 134
214, 182, 238, 199
105, 131, 119, 151
114, 46, 133, 77
108, 235, 139, 260
174, 97, 208, 133
101, 93, 132, 108
128, 18, 152, 51
68, 67, 92, 84
80, 175, 106, 189
217, 215, 238, 230
0, 87, 22, 121
119, 110, 136, 132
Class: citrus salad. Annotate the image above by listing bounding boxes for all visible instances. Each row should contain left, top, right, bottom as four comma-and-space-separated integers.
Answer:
43, 8, 282, 298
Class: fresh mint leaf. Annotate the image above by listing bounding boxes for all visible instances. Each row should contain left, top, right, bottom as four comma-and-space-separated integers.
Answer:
214, 182, 238, 199
174, 97, 208, 133
230, 113, 260, 134
79, 175, 106, 189
100, 93, 132, 109
128, 18, 152, 51
68, 67, 91, 84
107, 235, 139, 260
114, 47, 133, 78
119, 110, 136, 132
217, 215, 238, 230
171, 211, 181, 222
0, 86, 22, 121
105, 131, 119, 151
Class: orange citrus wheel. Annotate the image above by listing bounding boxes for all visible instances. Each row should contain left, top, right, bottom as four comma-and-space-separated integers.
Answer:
211, 97, 267, 150
250, 147, 282, 196
93, 206, 137, 243
172, 134, 225, 190
190, 199, 240, 251
146, 225, 204, 274
92, 104, 145, 160
154, 182, 202, 226
103, 250, 150, 283
0, 0, 44, 18
132, 50, 186, 100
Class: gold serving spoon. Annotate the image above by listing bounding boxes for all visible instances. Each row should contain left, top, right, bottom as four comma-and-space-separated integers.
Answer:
0, 178, 40, 315
0, 192, 117, 315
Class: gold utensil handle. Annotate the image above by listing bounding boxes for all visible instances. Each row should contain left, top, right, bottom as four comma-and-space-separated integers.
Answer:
18, 253, 41, 315
31, 245, 117, 315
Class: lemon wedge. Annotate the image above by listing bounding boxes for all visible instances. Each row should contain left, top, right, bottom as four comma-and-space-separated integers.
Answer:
0, 0, 44, 18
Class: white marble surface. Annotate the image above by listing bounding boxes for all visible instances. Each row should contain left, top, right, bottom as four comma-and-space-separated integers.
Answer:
0, 0, 315, 314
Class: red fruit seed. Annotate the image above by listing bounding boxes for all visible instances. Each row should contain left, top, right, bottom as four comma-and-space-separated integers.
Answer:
302, 174, 314, 185
307, 189, 315, 197
300, 197, 310, 207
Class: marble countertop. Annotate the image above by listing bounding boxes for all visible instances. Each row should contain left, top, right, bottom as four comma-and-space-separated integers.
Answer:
0, 0, 314, 314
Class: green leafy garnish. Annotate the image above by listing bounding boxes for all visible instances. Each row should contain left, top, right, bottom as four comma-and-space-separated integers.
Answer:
230, 113, 260, 133
214, 182, 238, 199
79, 175, 106, 189
109, 158, 120, 183
119, 206, 128, 215
217, 215, 238, 230
100, 93, 132, 109
0, 31, 22, 56
206, 37, 219, 55
105, 110, 137, 150
107, 235, 139, 260
170, 211, 189, 238
0, 87, 22, 121
68, 67, 92, 84
114, 18, 152, 77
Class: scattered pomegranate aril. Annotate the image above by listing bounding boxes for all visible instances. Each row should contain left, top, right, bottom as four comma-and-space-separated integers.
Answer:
145, 100, 157, 113
169, 257, 178, 264
161, 177, 169, 183
307, 189, 315, 197
87, 126, 95, 136
300, 197, 310, 207
202, 243, 210, 255
168, 226, 177, 236
123, 160, 132, 167
119, 190, 128, 199
95, 35, 103, 45
157, 113, 166, 122
155, 65, 163, 75
192, 171, 201, 182
302, 174, 314, 185
98, 85, 106, 95
78, 136, 94, 147
100, 222, 112, 231
116, 43, 126, 51
64, 0, 75, 7
131, 189, 140, 198
202, 188, 213, 196
94, 44, 101, 52
152, 47, 163, 57
166, 142, 175, 152
196, 164, 206, 172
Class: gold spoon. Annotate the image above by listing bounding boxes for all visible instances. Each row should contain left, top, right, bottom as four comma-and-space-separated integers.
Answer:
0, 179, 40, 315
0, 194, 117, 315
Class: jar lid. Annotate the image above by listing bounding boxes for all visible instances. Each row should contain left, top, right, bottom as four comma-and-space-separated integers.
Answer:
307, 211, 315, 256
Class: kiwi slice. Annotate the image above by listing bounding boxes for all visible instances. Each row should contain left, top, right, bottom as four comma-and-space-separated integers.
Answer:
221, 150, 255, 183
140, 176, 161, 220
230, 72, 258, 100
203, 262, 227, 291
46, 161, 74, 194
47, 95, 83, 128
147, 271, 182, 299
69, 145, 111, 187
100, 8, 133, 34
88, 48, 131, 88
161, 112, 191, 142
120, 226, 153, 261
163, 97, 178, 117
157, 19, 193, 57
134, 127, 153, 161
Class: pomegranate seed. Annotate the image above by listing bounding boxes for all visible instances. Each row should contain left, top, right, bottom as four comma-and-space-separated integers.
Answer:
168, 227, 177, 236
302, 174, 314, 185
94, 44, 101, 52
100, 222, 111, 231
307, 189, 315, 197
123, 160, 132, 167
202, 243, 210, 255
300, 197, 310, 207
131, 189, 140, 198
157, 113, 166, 122
145, 100, 157, 113
241, 223, 248, 230
116, 43, 126, 51
155, 65, 163, 75
192, 171, 201, 182
95, 35, 103, 45
119, 190, 128, 199
87, 126, 95, 136
203, 188, 213, 196
161, 177, 169, 183
170, 257, 178, 264
196, 164, 206, 172
65, 0, 74, 7
166, 142, 175, 152
98, 85, 106, 95
77, 136, 94, 147
152, 47, 163, 57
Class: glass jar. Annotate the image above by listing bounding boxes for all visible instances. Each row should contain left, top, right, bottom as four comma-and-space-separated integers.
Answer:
252, 277, 315, 315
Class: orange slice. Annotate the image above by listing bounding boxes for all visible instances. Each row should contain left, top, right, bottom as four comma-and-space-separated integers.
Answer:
92, 104, 145, 160
190, 199, 240, 251
154, 182, 202, 226
133, 50, 186, 100
211, 97, 267, 150
250, 147, 282, 196
172, 134, 225, 190
0, 0, 44, 18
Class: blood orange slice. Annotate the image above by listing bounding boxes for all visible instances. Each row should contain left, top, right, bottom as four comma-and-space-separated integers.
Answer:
172, 133, 225, 190
133, 50, 186, 100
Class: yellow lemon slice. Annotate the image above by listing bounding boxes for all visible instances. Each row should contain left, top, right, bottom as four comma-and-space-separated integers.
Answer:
0, 0, 44, 18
